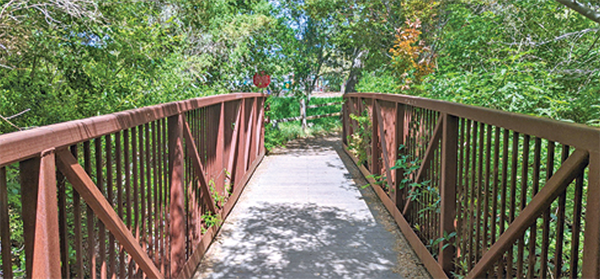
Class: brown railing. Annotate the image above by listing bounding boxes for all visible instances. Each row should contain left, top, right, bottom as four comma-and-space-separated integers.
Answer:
342, 93, 600, 278
0, 93, 266, 279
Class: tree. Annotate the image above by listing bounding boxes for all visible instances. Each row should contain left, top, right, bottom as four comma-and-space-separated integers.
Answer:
556, 0, 600, 23
0, 0, 283, 134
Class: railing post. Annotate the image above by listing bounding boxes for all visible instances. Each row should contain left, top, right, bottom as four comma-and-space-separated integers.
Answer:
169, 113, 185, 278
371, 99, 380, 174
394, 103, 405, 207
256, 97, 265, 157
235, 99, 247, 184
342, 99, 347, 145
439, 113, 458, 275
20, 149, 61, 279
582, 151, 600, 278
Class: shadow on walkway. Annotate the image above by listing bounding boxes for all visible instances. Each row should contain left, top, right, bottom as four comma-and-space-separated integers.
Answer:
194, 134, 430, 279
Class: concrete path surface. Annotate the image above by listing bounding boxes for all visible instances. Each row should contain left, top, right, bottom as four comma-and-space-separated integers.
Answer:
193, 134, 430, 279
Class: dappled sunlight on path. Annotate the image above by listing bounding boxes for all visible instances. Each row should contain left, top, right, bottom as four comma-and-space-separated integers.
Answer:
193, 134, 430, 279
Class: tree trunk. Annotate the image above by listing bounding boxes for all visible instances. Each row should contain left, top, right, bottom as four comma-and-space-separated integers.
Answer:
344, 49, 369, 94
300, 98, 307, 131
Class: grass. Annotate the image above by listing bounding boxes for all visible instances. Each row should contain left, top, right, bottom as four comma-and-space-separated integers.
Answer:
264, 96, 343, 152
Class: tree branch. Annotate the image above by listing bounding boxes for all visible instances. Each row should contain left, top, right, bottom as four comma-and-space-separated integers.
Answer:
556, 0, 600, 24
0, 113, 22, 131
6, 108, 30, 120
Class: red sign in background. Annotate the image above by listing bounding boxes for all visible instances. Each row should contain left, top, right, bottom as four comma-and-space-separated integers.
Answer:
253, 72, 271, 88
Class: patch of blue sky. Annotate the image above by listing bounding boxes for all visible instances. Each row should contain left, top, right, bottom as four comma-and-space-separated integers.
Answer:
70, 31, 109, 48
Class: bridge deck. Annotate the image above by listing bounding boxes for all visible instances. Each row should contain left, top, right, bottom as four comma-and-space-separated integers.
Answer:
193, 135, 430, 279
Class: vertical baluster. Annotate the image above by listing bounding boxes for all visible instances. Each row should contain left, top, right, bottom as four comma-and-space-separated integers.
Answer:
507, 131, 519, 277
462, 119, 472, 271
157, 119, 164, 273
72, 145, 84, 279
540, 141, 555, 279
468, 121, 478, 270
153, 122, 161, 262
570, 162, 584, 278
141, 123, 148, 259
483, 125, 492, 253
489, 126, 501, 276
106, 134, 115, 279
456, 118, 466, 276
116, 132, 125, 278
95, 138, 107, 279
491, 127, 500, 246
517, 135, 530, 278
57, 154, 70, 279
527, 137, 541, 278
124, 130, 133, 278
0, 166, 12, 279
84, 141, 96, 279
131, 127, 140, 277
498, 129, 509, 277
146, 123, 153, 262
554, 145, 569, 279
163, 118, 171, 276
475, 122, 484, 261
153, 121, 159, 265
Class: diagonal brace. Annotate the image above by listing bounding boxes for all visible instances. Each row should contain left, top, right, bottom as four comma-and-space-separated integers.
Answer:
467, 149, 589, 278
55, 149, 163, 279
402, 114, 444, 215
182, 118, 219, 215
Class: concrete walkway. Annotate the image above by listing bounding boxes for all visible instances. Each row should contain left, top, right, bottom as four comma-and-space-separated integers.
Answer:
193, 135, 430, 279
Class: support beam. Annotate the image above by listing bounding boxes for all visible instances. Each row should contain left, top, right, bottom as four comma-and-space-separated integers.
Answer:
582, 151, 600, 278
169, 114, 186, 278
439, 114, 458, 275
20, 150, 61, 279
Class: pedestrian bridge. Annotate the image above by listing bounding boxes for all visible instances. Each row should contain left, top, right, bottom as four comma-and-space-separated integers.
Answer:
0, 93, 598, 279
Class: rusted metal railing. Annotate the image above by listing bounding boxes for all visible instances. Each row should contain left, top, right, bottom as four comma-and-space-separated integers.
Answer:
342, 93, 600, 278
0, 93, 266, 279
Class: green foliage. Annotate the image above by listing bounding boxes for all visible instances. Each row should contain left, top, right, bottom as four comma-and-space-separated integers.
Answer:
356, 70, 400, 94
264, 96, 342, 151
426, 231, 457, 257
209, 179, 226, 208
417, 0, 599, 125
201, 212, 222, 235
0, 0, 286, 134
347, 107, 371, 165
